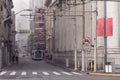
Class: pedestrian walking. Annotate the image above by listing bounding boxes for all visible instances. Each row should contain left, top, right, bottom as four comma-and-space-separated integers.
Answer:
16, 55, 19, 64
12, 54, 15, 64
15, 50, 19, 64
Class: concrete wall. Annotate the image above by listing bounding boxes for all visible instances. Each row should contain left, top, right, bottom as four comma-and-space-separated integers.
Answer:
43, 0, 120, 71
96, 1, 120, 71
52, 1, 94, 68
97, 1, 119, 48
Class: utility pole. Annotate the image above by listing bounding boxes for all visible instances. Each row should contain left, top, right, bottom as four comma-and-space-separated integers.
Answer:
82, 0, 85, 71
74, 0, 77, 71
53, 10, 56, 52
104, 0, 107, 72
93, 1, 97, 72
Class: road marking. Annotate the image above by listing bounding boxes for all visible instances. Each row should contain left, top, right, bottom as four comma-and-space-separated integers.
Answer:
10, 71, 16, 75
0, 71, 83, 76
72, 72, 82, 75
53, 72, 61, 75
42, 72, 49, 75
21, 72, 26, 76
0, 71, 7, 76
32, 72, 37, 75
62, 72, 72, 75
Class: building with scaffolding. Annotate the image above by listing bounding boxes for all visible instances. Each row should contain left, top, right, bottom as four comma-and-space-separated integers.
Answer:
33, 8, 46, 50
28, 8, 46, 53
42, 0, 120, 72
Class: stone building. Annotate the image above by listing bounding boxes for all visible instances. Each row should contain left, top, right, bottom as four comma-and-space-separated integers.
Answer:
10, 11, 16, 62
42, 0, 120, 72
0, 0, 14, 69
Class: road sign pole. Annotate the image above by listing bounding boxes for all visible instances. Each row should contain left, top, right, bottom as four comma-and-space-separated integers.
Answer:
85, 49, 88, 71
82, 36, 91, 72
82, 50, 85, 71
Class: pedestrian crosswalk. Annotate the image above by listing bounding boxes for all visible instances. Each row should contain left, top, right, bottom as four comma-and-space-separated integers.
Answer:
0, 71, 83, 76
0, 71, 7, 76
21, 72, 27, 76
42, 72, 50, 75
32, 72, 37, 75
10, 71, 16, 75
61, 72, 72, 75
53, 71, 61, 75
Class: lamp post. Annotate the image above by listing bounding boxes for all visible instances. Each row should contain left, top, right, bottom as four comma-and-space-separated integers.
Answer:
74, 0, 77, 71
15, 9, 32, 15
104, 0, 107, 72
2, 9, 33, 23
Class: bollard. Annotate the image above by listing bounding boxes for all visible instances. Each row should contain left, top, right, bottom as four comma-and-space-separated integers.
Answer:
89, 60, 94, 71
66, 58, 69, 67
90, 60, 93, 71
77, 60, 81, 70
105, 62, 112, 73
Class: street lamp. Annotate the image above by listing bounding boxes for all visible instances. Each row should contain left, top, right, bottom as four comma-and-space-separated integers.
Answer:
104, 0, 107, 72
2, 9, 33, 23
15, 9, 32, 15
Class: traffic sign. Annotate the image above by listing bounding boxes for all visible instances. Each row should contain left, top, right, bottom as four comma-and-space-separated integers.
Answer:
82, 36, 91, 45
83, 36, 91, 50
83, 44, 91, 50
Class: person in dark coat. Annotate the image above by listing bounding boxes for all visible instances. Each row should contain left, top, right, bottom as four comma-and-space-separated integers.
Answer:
12, 54, 15, 64
15, 50, 19, 64
16, 55, 18, 64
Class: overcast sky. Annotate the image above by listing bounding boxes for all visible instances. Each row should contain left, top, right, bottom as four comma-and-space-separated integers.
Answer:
12, 0, 41, 51
12, 0, 41, 41
12, 0, 30, 13
12, 0, 41, 31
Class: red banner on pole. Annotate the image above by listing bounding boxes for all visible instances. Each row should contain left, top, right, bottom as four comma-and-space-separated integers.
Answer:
97, 18, 113, 36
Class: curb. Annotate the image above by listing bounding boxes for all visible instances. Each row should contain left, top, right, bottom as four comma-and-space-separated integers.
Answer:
89, 72, 120, 77
46, 61, 73, 71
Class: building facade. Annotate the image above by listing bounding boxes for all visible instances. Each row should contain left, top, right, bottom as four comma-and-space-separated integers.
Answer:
29, 8, 46, 52
0, 0, 14, 69
10, 11, 16, 64
42, 0, 120, 72
34, 8, 46, 50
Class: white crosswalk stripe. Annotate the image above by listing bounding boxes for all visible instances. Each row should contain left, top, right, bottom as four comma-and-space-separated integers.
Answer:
72, 72, 82, 75
42, 72, 49, 75
10, 71, 16, 75
53, 72, 61, 75
0, 71, 7, 76
0, 71, 83, 76
32, 72, 37, 75
21, 72, 27, 76
62, 72, 72, 75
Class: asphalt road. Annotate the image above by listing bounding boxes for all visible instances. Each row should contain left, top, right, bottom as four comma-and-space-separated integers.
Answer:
0, 56, 120, 80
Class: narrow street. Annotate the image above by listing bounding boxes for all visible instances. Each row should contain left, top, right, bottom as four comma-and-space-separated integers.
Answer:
1, 0, 120, 80
0, 55, 83, 80
0, 55, 120, 80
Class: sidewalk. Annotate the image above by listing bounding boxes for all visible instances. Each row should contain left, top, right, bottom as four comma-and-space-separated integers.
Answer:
45, 59, 120, 77
89, 71, 120, 77
45, 60, 74, 72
